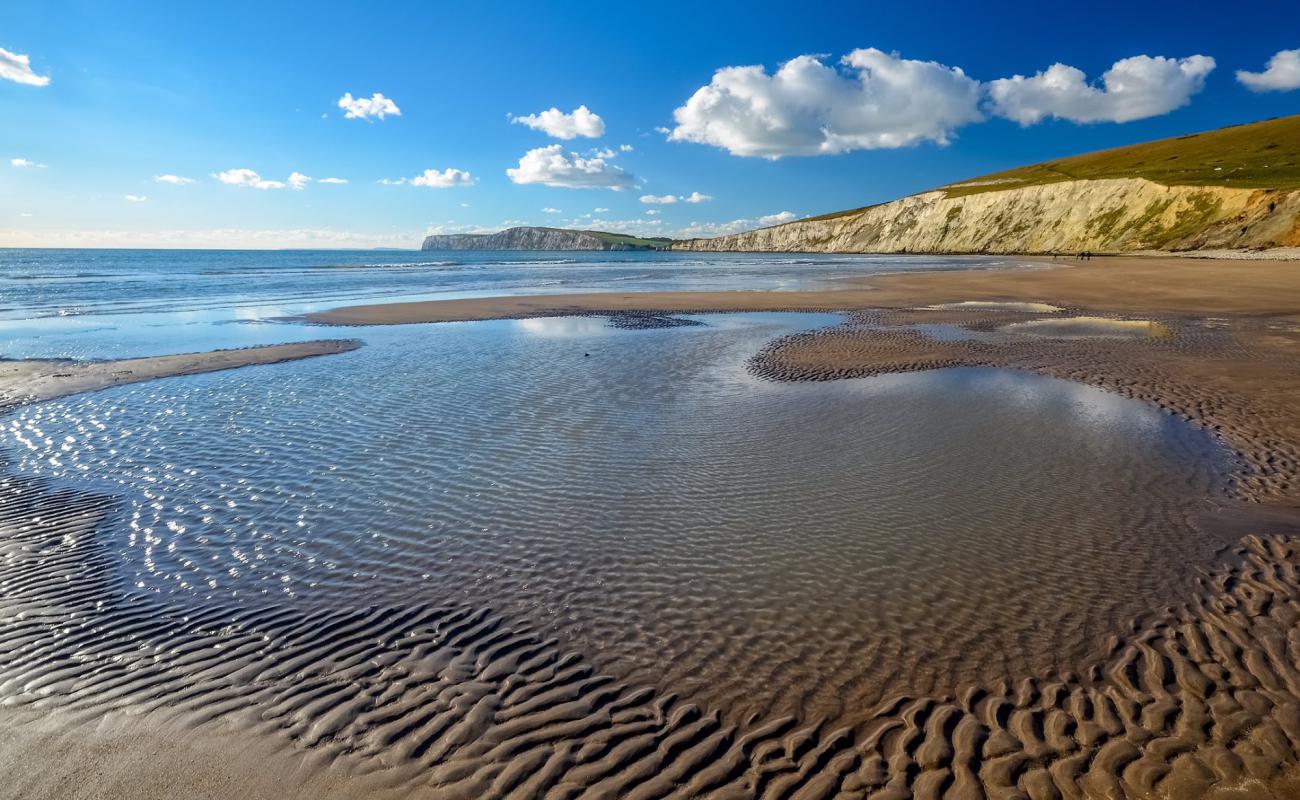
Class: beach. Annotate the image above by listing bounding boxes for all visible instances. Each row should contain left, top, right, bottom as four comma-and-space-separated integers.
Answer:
2, 253, 1300, 799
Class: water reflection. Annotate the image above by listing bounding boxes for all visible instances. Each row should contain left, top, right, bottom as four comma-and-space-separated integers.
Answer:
1, 313, 1231, 716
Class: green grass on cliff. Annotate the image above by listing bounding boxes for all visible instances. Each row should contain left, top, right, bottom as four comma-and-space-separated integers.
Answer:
585, 231, 676, 249
943, 114, 1300, 198
801, 115, 1300, 223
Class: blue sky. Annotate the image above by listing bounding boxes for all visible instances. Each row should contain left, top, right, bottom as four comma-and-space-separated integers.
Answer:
2, 0, 1298, 248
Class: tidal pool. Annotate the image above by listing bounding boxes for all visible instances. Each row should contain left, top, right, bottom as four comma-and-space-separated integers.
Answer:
1, 312, 1232, 721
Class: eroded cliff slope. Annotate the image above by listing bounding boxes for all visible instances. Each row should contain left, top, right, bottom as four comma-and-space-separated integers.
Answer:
673, 179, 1300, 254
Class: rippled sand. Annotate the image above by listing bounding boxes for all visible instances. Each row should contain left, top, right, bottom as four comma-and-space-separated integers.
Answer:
6, 306, 1299, 799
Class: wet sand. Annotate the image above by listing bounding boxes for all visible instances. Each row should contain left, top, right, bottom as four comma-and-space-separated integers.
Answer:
8, 255, 1300, 798
302, 255, 1300, 323
0, 339, 361, 410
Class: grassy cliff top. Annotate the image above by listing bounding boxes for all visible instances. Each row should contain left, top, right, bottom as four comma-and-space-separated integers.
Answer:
943, 114, 1300, 198
584, 231, 675, 248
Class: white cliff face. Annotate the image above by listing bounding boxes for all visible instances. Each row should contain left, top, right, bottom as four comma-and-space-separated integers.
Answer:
673, 179, 1300, 254
422, 227, 656, 251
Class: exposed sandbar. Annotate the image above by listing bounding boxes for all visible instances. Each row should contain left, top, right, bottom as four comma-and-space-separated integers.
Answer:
303, 255, 1300, 324
0, 339, 361, 409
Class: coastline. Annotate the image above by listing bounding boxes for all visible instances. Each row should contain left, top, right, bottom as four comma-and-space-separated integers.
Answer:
301, 255, 1300, 324
6, 253, 1300, 798
300, 252, 1300, 503
0, 339, 361, 411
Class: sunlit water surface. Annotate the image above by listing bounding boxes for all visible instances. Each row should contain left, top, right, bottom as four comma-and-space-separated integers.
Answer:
0, 248, 1034, 358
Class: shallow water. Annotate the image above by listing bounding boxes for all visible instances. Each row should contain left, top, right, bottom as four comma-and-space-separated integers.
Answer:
0, 248, 1032, 359
1002, 315, 1171, 338
2, 310, 1233, 721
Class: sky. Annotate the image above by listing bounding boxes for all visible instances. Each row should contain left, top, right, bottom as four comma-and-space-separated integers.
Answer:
2, 0, 1299, 249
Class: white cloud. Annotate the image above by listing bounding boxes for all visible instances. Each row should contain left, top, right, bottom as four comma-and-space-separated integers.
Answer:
673, 211, 799, 238
987, 55, 1215, 124
1237, 49, 1300, 92
318, 177, 349, 184
593, 207, 609, 213
154, 174, 195, 185
337, 92, 401, 120
576, 217, 664, 235
215, 168, 287, 190
641, 191, 712, 205
18, 212, 32, 218
414, 168, 474, 187
592, 147, 617, 158
10, 157, 45, 168
645, 209, 660, 215
382, 168, 474, 187
758, 211, 797, 225
542, 207, 562, 214
124, 194, 147, 202
669, 48, 983, 158
288, 171, 311, 190
506, 144, 634, 189
619, 144, 634, 152
0, 47, 49, 86
511, 105, 605, 139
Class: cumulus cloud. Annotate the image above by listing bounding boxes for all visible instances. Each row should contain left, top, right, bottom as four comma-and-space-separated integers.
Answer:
593, 207, 609, 213
287, 171, 311, 190
10, 157, 45, 168
318, 177, 349, 184
542, 207, 562, 214
575, 217, 665, 236
640, 191, 712, 205
511, 105, 605, 139
987, 55, 1215, 124
124, 194, 147, 202
154, 174, 195, 185
506, 144, 635, 189
0, 47, 49, 86
383, 168, 475, 188
758, 211, 797, 225
674, 211, 799, 238
645, 209, 660, 215
1237, 49, 1300, 92
669, 48, 983, 158
215, 168, 287, 190
338, 92, 401, 120
619, 144, 634, 152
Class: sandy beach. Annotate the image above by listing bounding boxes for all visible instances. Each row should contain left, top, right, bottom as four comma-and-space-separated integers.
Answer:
4, 254, 1300, 799
0, 339, 361, 411
302, 256, 1300, 323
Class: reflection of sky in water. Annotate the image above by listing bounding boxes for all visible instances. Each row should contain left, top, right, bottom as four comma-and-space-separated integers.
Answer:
1002, 316, 1170, 339
513, 316, 614, 338
0, 311, 1231, 709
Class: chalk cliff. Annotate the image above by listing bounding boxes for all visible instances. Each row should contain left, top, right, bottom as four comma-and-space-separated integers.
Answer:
671, 179, 1300, 254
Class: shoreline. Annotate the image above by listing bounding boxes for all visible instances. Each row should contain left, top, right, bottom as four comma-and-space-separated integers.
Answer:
0, 339, 361, 411
5, 254, 1300, 798
301, 255, 1300, 325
